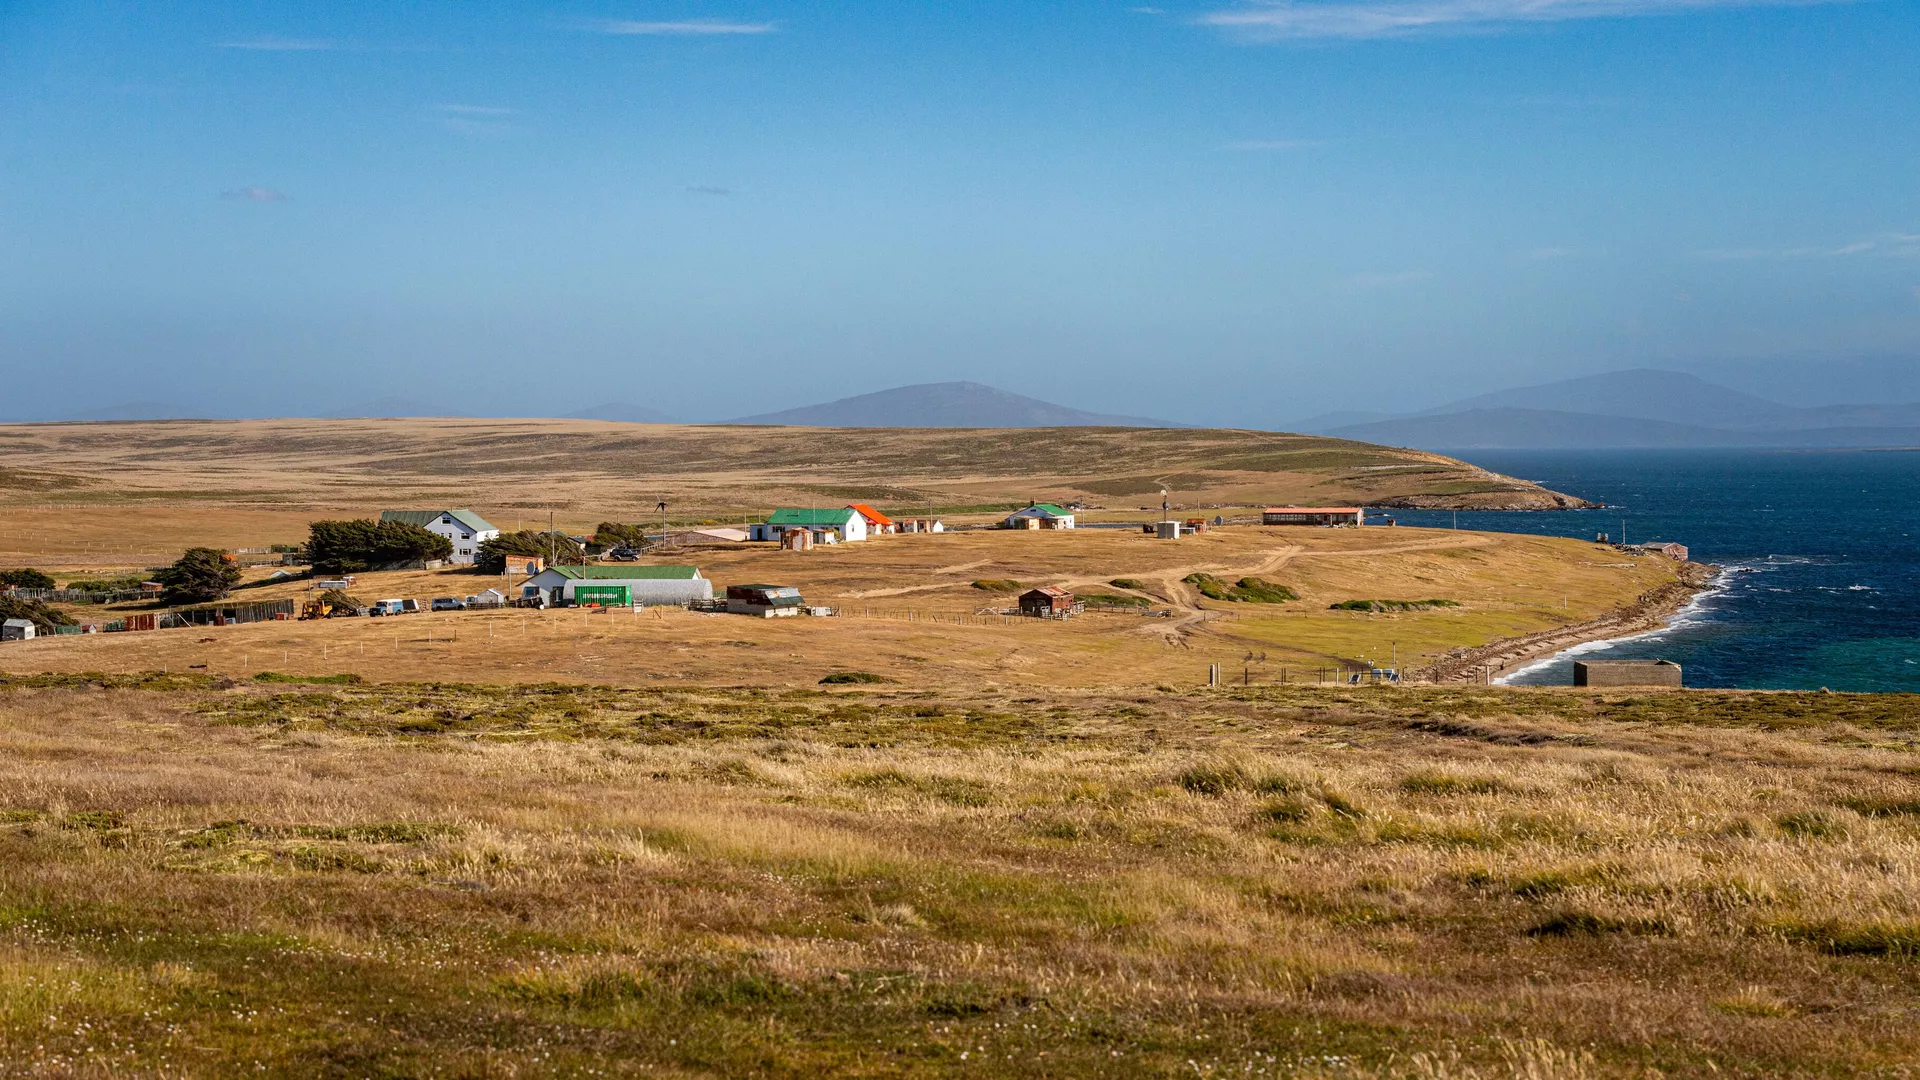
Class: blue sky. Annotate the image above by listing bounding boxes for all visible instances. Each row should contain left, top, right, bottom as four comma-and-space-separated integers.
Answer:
2, 0, 1916, 424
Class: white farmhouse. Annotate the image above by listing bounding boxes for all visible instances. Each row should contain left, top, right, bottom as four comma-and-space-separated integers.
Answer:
379, 509, 499, 565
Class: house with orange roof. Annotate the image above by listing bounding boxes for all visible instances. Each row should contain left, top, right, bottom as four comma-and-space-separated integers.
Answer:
846, 503, 897, 535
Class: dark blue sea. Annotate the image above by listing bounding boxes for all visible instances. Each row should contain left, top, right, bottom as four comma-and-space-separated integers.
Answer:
1385, 450, 1920, 692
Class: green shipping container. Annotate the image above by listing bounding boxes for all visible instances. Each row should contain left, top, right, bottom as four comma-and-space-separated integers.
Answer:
574, 585, 631, 607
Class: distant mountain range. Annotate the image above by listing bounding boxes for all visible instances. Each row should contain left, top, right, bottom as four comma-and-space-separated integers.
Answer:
722, 381, 1180, 428
1312, 369, 1920, 449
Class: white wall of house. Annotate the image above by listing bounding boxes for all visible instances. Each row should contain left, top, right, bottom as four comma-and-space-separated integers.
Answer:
420, 514, 498, 564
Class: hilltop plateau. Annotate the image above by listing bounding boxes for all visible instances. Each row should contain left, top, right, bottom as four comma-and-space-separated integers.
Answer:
0, 418, 1588, 516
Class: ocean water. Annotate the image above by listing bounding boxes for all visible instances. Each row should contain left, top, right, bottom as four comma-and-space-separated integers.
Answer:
1382, 449, 1920, 692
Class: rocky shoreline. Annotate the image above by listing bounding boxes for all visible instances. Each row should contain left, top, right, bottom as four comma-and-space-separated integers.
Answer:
1413, 560, 1719, 685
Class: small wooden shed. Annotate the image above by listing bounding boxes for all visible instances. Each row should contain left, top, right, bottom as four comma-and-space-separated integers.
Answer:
1019, 586, 1077, 618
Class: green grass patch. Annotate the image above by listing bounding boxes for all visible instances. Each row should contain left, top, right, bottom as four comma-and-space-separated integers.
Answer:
1079, 592, 1150, 607
1330, 599, 1461, 612
252, 671, 364, 685
1108, 578, 1148, 591
1183, 574, 1298, 604
970, 579, 1023, 593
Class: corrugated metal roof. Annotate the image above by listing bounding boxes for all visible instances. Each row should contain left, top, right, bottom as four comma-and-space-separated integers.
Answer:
1010, 504, 1070, 517
1263, 507, 1362, 514
765, 508, 859, 526
380, 509, 497, 533
547, 565, 702, 580
846, 503, 894, 525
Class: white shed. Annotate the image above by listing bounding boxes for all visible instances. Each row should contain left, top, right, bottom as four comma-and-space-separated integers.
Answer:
1, 619, 35, 642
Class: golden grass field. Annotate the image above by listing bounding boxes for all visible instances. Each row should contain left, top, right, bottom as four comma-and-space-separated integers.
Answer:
1, 526, 1686, 689
9, 418, 1847, 1078
1, 675, 1917, 1077
0, 419, 1588, 525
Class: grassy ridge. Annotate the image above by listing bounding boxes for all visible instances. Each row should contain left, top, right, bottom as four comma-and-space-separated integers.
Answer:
0, 676, 1917, 1076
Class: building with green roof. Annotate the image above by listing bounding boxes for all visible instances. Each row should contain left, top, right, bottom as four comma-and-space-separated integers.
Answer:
748, 507, 868, 544
520, 564, 712, 607
1003, 503, 1076, 530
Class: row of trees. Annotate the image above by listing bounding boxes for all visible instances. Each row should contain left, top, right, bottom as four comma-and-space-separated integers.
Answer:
0, 569, 56, 590
306, 520, 453, 574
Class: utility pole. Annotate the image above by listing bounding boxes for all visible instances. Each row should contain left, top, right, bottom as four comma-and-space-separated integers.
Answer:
548, 509, 555, 568
657, 501, 668, 552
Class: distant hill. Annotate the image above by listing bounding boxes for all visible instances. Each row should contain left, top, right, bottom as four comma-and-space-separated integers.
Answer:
724, 381, 1180, 428
1415, 369, 1797, 429
1314, 368, 1920, 449
1327, 407, 1920, 450
1328, 409, 1753, 449
563, 403, 677, 424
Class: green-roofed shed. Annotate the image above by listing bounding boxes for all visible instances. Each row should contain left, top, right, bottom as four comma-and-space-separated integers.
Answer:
521, 564, 712, 607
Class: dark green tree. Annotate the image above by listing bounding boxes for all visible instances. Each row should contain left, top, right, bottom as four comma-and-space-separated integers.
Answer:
0, 595, 74, 633
593, 522, 648, 548
475, 531, 584, 575
0, 568, 56, 590
306, 520, 453, 573
154, 548, 243, 604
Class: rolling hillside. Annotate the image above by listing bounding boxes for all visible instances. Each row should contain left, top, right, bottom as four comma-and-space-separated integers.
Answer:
0, 418, 1591, 515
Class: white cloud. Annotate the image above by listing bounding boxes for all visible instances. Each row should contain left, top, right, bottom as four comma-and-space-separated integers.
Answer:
593, 19, 778, 35
1200, 0, 1839, 41
220, 187, 288, 203
214, 36, 333, 51
1221, 138, 1324, 150
1697, 233, 1920, 261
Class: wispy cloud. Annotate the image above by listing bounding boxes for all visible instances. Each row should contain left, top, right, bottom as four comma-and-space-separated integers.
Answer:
1348, 270, 1432, 288
1221, 138, 1325, 151
214, 36, 333, 51
687, 185, 733, 196
592, 19, 778, 35
1200, 0, 1838, 41
220, 187, 288, 203
1697, 233, 1920, 261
